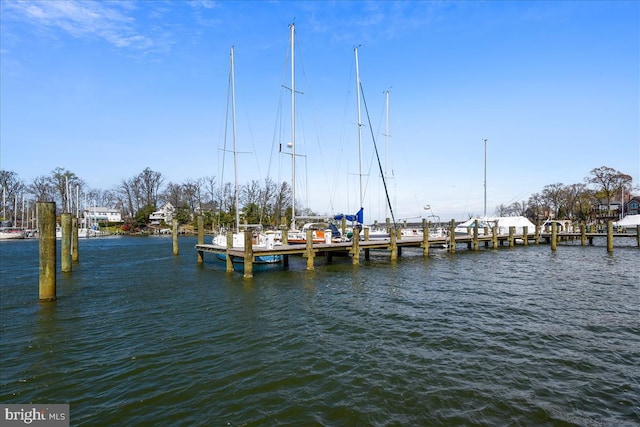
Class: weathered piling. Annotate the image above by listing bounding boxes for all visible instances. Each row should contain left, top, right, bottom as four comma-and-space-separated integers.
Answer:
390, 227, 398, 260
580, 223, 587, 246
243, 230, 253, 278
197, 215, 204, 264
535, 223, 541, 245
472, 220, 479, 251
508, 226, 515, 247
72, 217, 79, 262
637, 225, 640, 248
61, 213, 72, 273
607, 221, 613, 253
491, 225, 498, 248
523, 226, 529, 246
352, 227, 360, 264
38, 202, 56, 302
422, 219, 429, 256
226, 230, 233, 272
551, 222, 557, 251
172, 220, 179, 256
306, 229, 315, 270
449, 219, 456, 253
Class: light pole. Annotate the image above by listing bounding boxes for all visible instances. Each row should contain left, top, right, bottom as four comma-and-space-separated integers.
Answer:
483, 138, 487, 218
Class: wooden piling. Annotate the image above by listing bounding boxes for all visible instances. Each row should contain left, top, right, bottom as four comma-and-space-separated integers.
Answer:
422, 218, 429, 256
390, 227, 398, 260
449, 219, 456, 253
535, 223, 540, 245
61, 213, 72, 273
472, 219, 479, 251
523, 226, 528, 246
492, 226, 498, 248
551, 222, 557, 251
72, 217, 79, 262
38, 202, 56, 302
484, 226, 489, 247
607, 221, 613, 253
243, 230, 253, 278
226, 230, 233, 272
172, 220, 179, 256
508, 226, 515, 247
580, 223, 587, 246
352, 227, 360, 264
364, 227, 370, 241
197, 215, 204, 264
637, 225, 640, 248
306, 229, 315, 270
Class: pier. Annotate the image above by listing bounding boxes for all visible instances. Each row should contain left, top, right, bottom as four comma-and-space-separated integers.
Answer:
195, 221, 639, 278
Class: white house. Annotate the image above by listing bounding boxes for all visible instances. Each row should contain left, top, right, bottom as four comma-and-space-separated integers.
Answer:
149, 202, 175, 224
84, 207, 122, 223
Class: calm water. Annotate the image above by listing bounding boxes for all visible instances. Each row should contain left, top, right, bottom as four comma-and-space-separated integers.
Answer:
1, 236, 638, 426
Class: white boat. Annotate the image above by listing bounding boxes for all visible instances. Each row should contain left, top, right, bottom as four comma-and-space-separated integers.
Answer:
455, 216, 536, 236
211, 46, 281, 265
614, 214, 640, 231
0, 227, 25, 240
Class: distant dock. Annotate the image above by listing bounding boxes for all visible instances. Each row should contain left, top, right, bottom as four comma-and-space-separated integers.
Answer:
195, 221, 639, 278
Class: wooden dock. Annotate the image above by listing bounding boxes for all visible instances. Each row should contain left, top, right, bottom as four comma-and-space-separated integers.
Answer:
195, 221, 639, 278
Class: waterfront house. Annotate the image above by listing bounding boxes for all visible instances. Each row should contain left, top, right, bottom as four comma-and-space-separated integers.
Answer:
149, 203, 175, 224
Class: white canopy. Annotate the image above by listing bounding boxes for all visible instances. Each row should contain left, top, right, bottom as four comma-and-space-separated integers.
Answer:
614, 214, 640, 228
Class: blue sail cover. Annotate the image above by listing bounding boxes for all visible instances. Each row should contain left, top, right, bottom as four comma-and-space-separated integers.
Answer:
334, 208, 364, 224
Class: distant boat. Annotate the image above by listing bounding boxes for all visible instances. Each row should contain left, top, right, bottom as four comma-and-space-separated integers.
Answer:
0, 227, 25, 240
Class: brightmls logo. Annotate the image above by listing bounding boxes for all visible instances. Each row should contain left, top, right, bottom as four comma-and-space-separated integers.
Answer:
0, 405, 69, 427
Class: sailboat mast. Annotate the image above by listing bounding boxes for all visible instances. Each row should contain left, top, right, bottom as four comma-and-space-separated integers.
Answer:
384, 89, 390, 220
230, 46, 240, 230
355, 47, 363, 220
290, 23, 296, 230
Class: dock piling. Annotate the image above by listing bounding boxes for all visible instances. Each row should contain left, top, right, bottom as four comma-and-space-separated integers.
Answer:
172, 220, 179, 256
306, 229, 315, 270
197, 215, 204, 264
551, 222, 557, 251
607, 221, 613, 253
72, 217, 79, 262
243, 231, 253, 278
38, 202, 57, 302
61, 213, 72, 273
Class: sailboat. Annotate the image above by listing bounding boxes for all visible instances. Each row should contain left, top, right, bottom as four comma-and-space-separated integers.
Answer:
212, 46, 281, 264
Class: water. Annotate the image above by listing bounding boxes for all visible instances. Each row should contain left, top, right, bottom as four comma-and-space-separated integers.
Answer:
1, 236, 639, 426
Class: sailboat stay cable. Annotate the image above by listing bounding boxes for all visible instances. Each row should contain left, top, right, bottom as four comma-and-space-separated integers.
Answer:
359, 81, 397, 228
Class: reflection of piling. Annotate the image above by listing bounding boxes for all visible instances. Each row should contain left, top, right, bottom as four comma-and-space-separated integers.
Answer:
38, 202, 56, 302
172, 220, 179, 256
61, 213, 72, 273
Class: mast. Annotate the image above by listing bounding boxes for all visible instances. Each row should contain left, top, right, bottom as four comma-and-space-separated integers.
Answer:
384, 89, 390, 220
355, 47, 363, 221
290, 23, 296, 230
230, 46, 240, 230
483, 138, 488, 218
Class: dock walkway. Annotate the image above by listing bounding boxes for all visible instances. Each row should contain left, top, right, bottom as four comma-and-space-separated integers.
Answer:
195, 221, 639, 277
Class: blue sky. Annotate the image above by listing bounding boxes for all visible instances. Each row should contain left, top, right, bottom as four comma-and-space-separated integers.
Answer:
1, 0, 638, 222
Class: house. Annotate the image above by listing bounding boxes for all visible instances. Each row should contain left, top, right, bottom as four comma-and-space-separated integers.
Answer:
625, 197, 640, 216
84, 207, 122, 223
149, 202, 175, 224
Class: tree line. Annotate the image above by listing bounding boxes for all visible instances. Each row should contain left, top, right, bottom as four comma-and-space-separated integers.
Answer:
0, 165, 636, 229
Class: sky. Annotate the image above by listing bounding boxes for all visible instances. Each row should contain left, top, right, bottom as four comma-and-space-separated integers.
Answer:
1, 0, 638, 223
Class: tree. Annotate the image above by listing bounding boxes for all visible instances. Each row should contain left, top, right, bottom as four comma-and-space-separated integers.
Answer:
138, 167, 164, 208
50, 167, 83, 213
541, 183, 565, 219
0, 170, 25, 222
587, 166, 631, 211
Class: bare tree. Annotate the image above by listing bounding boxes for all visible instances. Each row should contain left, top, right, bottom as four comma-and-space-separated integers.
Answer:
50, 167, 83, 213
1, 170, 25, 221
138, 167, 164, 208
587, 166, 629, 209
